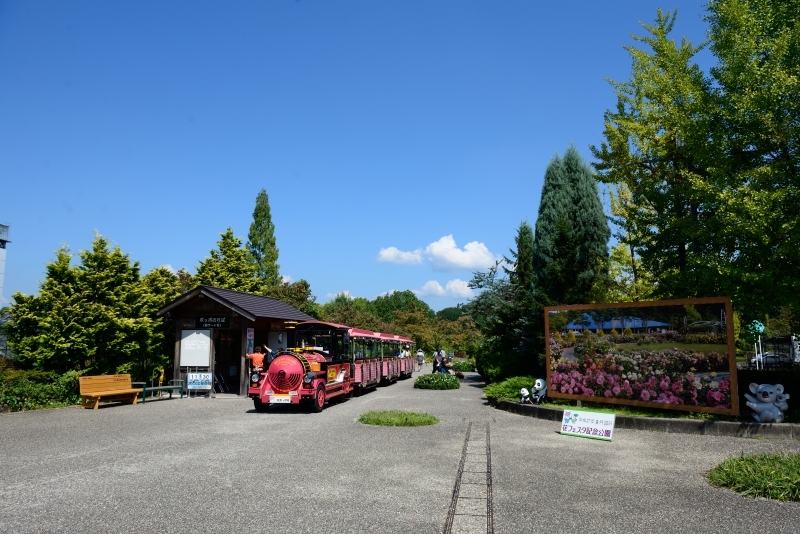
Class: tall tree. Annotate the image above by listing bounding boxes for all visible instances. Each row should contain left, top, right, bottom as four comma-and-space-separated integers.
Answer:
533, 155, 571, 297
195, 228, 259, 293
704, 0, 800, 324
247, 189, 281, 290
563, 145, 611, 301
5, 235, 168, 376
591, 9, 717, 301
534, 148, 610, 305
503, 221, 534, 288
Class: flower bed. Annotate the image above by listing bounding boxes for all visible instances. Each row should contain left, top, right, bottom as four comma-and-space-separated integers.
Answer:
550, 349, 731, 409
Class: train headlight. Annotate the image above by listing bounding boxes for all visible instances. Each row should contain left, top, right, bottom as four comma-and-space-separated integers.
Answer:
303, 372, 315, 384
250, 372, 261, 383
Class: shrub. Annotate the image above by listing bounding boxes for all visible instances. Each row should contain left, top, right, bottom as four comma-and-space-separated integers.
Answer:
566, 331, 576, 344
596, 329, 605, 337
483, 376, 536, 404
450, 359, 476, 372
414, 373, 460, 390
582, 329, 592, 338
0, 370, 81, 412
554, 331, 563, 343
623, 327, 633, 336
610, 328, 619, 336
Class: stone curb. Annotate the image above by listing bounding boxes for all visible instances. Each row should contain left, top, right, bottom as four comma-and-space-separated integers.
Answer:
497, 401, 800, 439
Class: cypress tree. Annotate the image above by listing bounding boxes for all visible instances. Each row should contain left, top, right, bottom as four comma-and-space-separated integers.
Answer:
533, 154, 572, 301
562, 145, 610, 302
247, 189, 281, 290
533, 147, 610, 304
504, 221, 535, 289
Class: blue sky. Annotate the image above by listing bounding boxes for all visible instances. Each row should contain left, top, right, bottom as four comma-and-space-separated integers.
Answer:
0, 1, 711, 310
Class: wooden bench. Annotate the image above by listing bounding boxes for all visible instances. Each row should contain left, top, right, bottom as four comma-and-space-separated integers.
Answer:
79, 374, 142, 410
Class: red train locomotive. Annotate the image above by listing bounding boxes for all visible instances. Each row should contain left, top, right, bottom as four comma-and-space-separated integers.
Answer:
247, 321, 415, 412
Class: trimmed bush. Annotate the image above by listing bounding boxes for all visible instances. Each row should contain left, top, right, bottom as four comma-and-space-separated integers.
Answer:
414, 373, 460, 390
483, 376, 536, 404
707, 452, 800, 502
450, 359, 476, 372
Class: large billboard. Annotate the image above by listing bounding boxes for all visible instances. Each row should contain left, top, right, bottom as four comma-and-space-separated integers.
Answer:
545, 297, 738, 416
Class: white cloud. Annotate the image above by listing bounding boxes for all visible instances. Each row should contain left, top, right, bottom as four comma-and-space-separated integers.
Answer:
281, 274, 293, 284
416, 280, 446, 296
326, 290, 352, 300
423, 235, 499, 271
160, 264, 176, 274
414, 278, 474, 298
444, 279, 474, 298
377, 235, 499, 272
377, 247, 423, 265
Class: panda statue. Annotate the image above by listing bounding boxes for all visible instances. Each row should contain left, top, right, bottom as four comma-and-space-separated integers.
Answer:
531, 378, 547, 405
520, 388, 531, 404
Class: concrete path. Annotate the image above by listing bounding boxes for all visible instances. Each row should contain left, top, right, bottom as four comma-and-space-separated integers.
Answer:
1, 370, 798, 533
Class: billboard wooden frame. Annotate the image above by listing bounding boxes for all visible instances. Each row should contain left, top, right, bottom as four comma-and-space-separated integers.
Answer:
545, 297, 739, 416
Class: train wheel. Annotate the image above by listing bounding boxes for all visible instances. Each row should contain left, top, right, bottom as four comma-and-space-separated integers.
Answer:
311, 384, 326, 412
253, 399, 269, 413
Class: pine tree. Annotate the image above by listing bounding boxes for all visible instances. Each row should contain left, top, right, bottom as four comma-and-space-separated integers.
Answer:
247, 189, 281, 290
196, 228, 259, 293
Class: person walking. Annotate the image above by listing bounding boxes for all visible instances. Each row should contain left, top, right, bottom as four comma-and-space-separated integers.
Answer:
433, 349, 442, 374
416, 348, 424, 372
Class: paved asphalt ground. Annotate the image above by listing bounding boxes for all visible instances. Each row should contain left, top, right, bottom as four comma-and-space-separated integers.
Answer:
2, 365, 799, 534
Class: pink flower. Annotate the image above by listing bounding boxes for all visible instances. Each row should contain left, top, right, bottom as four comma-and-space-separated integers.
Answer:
612, 386, 621, 395
640, 390, 650, 401
604, 390, 612, 397
596, 374, 605, 385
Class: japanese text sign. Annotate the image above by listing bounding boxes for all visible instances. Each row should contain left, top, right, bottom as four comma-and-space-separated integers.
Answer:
561, 409, 615, 441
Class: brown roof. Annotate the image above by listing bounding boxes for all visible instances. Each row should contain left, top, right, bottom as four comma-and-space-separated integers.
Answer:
156, 285, 315, 322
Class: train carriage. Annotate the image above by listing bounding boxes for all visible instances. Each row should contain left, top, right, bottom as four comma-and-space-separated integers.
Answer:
248, 320, 414, 412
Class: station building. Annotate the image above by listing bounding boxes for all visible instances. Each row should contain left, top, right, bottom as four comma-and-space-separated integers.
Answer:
156, 285, 314, 395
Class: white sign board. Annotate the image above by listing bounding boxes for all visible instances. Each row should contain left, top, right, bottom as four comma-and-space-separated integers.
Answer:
560, 409, 616, 441
180, 329, 212, 367
187, 372, 213, 390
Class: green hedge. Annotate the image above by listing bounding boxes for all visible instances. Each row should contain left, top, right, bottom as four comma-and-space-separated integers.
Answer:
0, 370, 81, 412
414, 373, 460, 390
450, 359, 476, 372
483, 376, 536, 404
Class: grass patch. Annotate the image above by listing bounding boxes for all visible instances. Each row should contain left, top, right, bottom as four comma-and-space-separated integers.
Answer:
616, 342, 729, 354
414, 373, 460, 390
707, 452, 800, 501
358, 410, 439, 426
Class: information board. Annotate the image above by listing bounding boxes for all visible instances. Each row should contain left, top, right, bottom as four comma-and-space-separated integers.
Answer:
560, 409, 616, 441
180, 330, 212, 367
187, 372, 213, 390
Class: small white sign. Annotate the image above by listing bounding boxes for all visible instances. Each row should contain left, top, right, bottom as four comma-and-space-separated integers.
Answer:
187, 372, 212, 390
270, 395, 291, 404
560, 409, 615, 441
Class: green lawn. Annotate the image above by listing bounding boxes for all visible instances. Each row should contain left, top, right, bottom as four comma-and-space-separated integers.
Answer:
616, 342, 729, 354
707, 452, 800, 501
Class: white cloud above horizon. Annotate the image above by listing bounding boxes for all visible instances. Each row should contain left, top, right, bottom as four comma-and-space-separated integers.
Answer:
414, 278, 474, 299
325, 290, 352, 300
376, 235, 499, 272
377, 246, 423, 265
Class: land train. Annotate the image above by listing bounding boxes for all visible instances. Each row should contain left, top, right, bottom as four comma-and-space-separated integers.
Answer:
247, 320, 415, 412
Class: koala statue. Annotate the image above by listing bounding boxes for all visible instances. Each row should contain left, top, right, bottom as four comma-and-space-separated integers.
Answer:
520, 388, 531, 404
531, 378, 547, 405
744, 383, 790, 423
